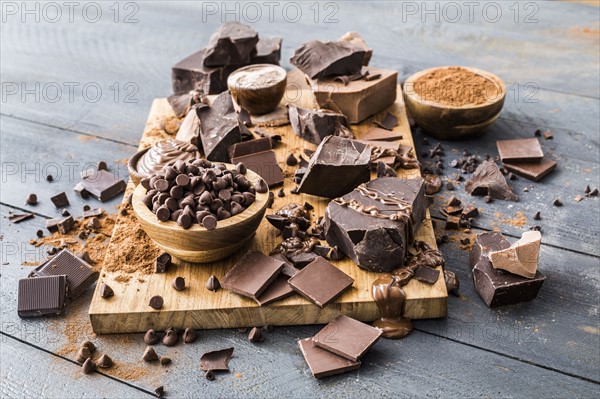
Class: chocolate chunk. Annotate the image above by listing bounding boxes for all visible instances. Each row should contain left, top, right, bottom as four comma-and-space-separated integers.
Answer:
290, 40, 366, 79
50, 192, 69, 208
160, 356, 171, 366
298, 338, 360, 379
17, 275, 67, 318
238, 107, 252, 127
143, 346, 159, 362
97, 161, 108, 171
154, 386, 164, 398
80, 170, 126, 202
252, 36, 282, 64
497, 138, 543, 163
204, 370, 216, 381
266, 203, 310, 231
288, 105, 353, 145
144, 329, 159, 345
324, 177, 426, 272
183, 328, 198, 344
204, 22, 258, 67
445, 215, 460, 230
200, 348, 234, 371
376, 161, 397, 178
465, 161, 518, 201
155, 252, 171, 273
25, 193, 38, 205
489, 231, 541, 278
589, 188, 599, 197
46, 175, 53, 182
313, 315, 382, 361
553, 198, 563, 206
232, 150, 283, 187
543, 130, 554, 140
269, 237, 321, 268
444, 270, 460, 296
254, 273, 296, 306
339, 32, 372, 65
168, 89, 203, 118
461, 204, 479, 219
221, 251, 284, 300
423, 174, 442, 195
82, 358, 96, 374
533, 211, 541, 221
248, 327, 264, 342
196, 92, 246, 162
277, 188, 285, 198
163, 329, 179, 346
97, 354, 113, 369
28, 249, 98, 299
73, 182, 89, 199
172, 49, 236, 95
149, 295, 164, 310
374, 112, 398, 131
172, 276, 186, 291
206, 275, 220, 292
286, 153, 298, 166
503, 158, 557, 182
298, 136, 371, 198
413, 266, 440, 284
230, 137, 272, 159
288, 257, 354, 307
87, 217, 101, 230
99, 283, 114, 298
8, 213, 34, 223
76, 346, 92, 364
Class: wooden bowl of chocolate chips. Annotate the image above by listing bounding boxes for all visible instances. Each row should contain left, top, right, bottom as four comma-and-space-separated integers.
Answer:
403, 66, 506, 140
132, 159, 270, 263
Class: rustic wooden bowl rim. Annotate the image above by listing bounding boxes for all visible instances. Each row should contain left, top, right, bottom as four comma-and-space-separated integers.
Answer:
404, 65, 506, 111
227, 64, 287, 92
132, 164, 269, 233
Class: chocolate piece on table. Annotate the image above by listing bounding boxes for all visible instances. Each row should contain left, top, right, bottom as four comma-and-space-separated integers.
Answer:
413, 266, 440, 284
290, 40, 366, 79
183, 328, 198, 344
248, 327, 264, 342
371, 274, 413, 339
167, 89, 202, 118
298, 136, 371, 198
423, 174, 442, 195
324, 177, 427, 272
83, 208, 104, 218
197, 92, 247, 162
469, 232, 511, 269
144, 329, 159, 345
313, 315, 382, 361
200, 347, 234, 371
154, 386, 164, 397
80, 170, 126, 202
311, 67, 398, 124
444, 270, 460, 296
502, 158, 557, 182
142, 346, 159, 362
26, 193, 38, 205
251, 36, 282, 65
231, 150, 283, 187
254, 273, 296, 306
172, 276, 186, 291
82, 358, 96, 374
203, 22, 258, 67
360, 126, 403, 142
230, 137, 272, 158
288, 256, 354, 307
489, 231, 541, 278
462, 204, 479, 219
155, 253, 171, 274
376, 161, 397, 178
50, 192, 69, 208
206, 275, 220, 292
97, 354, 113, 369
149, 295, 164, 310
99, 283, 114, 298
465, 160, 518, 201
162, 329, 179, 346
17, 275, 67, 318
172, 48, 237, 94
497, 138, 544, 163
28, 249, 98, 298
374, 112, 399, 131
339, 32, 372, 65
298, 338, 360, 379
221, 251, 285, 300
45, 217, 62, 233
445, 215, 460, 230
73, 182, 89, 199
288, 105, 354, 145
8, 213, 34, 223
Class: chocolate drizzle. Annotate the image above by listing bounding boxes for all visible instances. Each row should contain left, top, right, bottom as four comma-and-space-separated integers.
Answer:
137, 139, 200, 177
371, 274, 413, 339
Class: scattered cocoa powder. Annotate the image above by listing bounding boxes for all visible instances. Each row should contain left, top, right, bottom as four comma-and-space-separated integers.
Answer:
413, 66, 501, 107
494, 211, 527, 227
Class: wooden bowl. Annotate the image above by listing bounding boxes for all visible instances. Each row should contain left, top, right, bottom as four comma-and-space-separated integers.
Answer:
132, 166, 269, 263
403, 66, 505, 140
127, 146, 150, 187
227, 64, 287, 115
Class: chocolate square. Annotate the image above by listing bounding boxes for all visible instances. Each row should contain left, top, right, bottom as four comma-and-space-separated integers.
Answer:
502, 158, 557, 182
80, 170, 126, 202
18, 275, 67, 317
221, 251, 285, 300
50, 192, 69, 208
313, 315, 382, 361
298, 338, 360, 379
254, 275, 295, 306
497, 138, 544, 163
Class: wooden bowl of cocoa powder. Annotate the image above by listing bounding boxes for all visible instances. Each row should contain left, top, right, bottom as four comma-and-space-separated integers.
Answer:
403, 66, 505, 140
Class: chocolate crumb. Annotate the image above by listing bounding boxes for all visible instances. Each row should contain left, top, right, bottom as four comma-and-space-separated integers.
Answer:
36, 230, 44, 238
154, 386, 164, 398
160, 356, 171, 366
533, 211, 541, 220
553, 198, 563, 207
99, 283, 114, 298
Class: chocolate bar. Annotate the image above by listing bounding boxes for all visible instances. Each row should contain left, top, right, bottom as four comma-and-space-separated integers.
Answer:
497, 138, 544, 163
313, 315, 382, 361
221, 251, 285, 300
18, 275, 67, 317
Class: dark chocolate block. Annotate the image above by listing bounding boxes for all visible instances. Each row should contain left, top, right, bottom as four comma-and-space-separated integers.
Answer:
204, 22, 258, 67
80, 170, 126, 202
324, 177, 426, 272
230, 137, 272, 158
290, 40, 366, 79
502, 158, 557, 182
167, 90, 202, 118
171, 49, 236, 95
288, 105, 354, 145
469, 232, 511, 270
50, 192, 69, 208
251, 36, 282, 65
298, 136, 371, 198
196, 92, 247, 162
299, 338, 361, 379
18, 275, 67, 317
29, 249, 98, 298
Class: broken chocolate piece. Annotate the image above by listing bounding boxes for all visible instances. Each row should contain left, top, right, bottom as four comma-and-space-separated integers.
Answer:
80, 170, 126, 202
252, 36, 282, 65
444, 270, 460, 296
290, 39, 366, 79
99, 283, 114, 298
248, 327, 264, 342
204, 22, 258, 67
269, 237, 321, 269
288, 256, 354, 307
489, 231, 541, 278
413, 266, 440, 284
423, 174, 442, 195
298, 136, 371, 198
221, 251, 284, 300
298, 338, 361, 379
374, 112, 398, 131
230, 137, 271, 159
465, 160, 518, 201
232, 150, 283, 187
160, 356, 171, 366
8, 213, 34, 223
154, 386, 164, 398
50, 192, 69, 208
339, 32, 372, 65
200, 348, 234, 371
288, 105, 354, 145
167, 89, 203, 118
313, 315, 382, 361
155, 252, 171, 273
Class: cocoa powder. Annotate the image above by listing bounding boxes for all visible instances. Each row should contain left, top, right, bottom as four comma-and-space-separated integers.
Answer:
413, 66, 501, 107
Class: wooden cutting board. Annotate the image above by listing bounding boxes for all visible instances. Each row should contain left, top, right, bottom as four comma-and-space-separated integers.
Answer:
89, 76, 447, 334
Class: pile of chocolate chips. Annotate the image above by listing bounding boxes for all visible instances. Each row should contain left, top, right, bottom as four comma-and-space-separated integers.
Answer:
140, 159, 264, 230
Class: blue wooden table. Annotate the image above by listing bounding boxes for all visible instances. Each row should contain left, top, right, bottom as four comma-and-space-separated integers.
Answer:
1, 1, 599, 397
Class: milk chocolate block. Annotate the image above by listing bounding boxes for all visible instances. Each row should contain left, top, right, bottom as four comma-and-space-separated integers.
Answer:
324, 177, 426, 272
18, 275, 67, 317
312, 67, 397, 124
172, 49, 236, 94
290, 40, 366, 79
299, 338, 360, 379
221, 251, 285, 300
288, 105, 354, 145
251, 37, 282, 65
204, 22, 258, 67
298, 136, 371, 198
497, 138, 543, 163
196, 92, 247, 162
313, 315, 382, 361
29, 249, 98, 298
502, 158, 557, 182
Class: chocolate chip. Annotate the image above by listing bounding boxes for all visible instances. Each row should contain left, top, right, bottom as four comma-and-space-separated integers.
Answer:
154, 179, 170, 192
177, 213, 192, 229
143, 346, 159, 362
160, 356, 171, 366
277, 188, 285, 197
83, 204, 91, 212
82, 358, 96, 374
248, 327, 264, 342
97, 161, 108, 171
99, 283, 114, 298
590, 188, 599, 197
446, 182, 454, 190
183, 328, 198, 344
155, 252, 171, 273
81, 340, 95, 353
206, 275, 220, 291
286, 153, 298, 166
76, 346, 92, 363
202, 214, 217, 230
144, 329, 159, 345
87, 217, 101, 230
149, 295, 164, 310
254, 179, 268, 193
533, 211, 541, 220
96, 354, 113, 369
119, 208, 128, 216
460, 238, 471, 245
441, 234, 450, 243
154, 386, 164, 398
531, 225, 541, 231
172, 277, 186, 291
46, 175, 53, 182
36, 229, 44, 238
176, 174, 190, 187
25, 193, 37, 205
47, 246, 58, 255
553, 198, 563, 206
204, 370, 215, 381
162, 329, 179, 346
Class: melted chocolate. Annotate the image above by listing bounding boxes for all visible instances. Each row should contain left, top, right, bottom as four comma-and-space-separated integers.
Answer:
371, 274, 413, 339
137, 139, 200, 177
